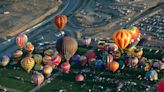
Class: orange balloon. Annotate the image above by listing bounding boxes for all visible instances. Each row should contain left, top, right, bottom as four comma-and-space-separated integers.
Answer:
113, 29, 132, 49
54, 15, 68, 31
107, 61, 119, 72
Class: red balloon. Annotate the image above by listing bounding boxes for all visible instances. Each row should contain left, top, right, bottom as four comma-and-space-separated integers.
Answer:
75, 74, 84, 82
61, 62, 71, 73
85, 51, 96, 59
158, 79, 164, 92
54, 15, 68, 31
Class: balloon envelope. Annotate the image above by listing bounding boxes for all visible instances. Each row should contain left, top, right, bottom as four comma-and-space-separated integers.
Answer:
82, 36, 91, 46
16, 34, 28, 48
75, 74, 84, 82
0, 55, 10, 66
54, 15, 67, 31
61, 62, 71, 73
33, 54, 43, 64
56, 36, 78, 62
112, 29, 132, 49
32, 72, 44, 85
158, 79, 164, 92
107, 61, 119, 72
21, 57, 35, 72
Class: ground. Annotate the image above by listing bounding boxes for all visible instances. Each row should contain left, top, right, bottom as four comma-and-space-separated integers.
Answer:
0, 0, 60, 40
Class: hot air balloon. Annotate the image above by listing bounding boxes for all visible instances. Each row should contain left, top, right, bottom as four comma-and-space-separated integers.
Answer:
78, 55, 88, 66
112, 29, 132, 49
32, 72, 44, 85
82, 36, 91, 47
133, 48, 143, 59
126, 57, 139, 67
0, 55, 10, 67
143, 63, 151, 71
12, 50, 23, 59
43, 56, 51, 64
33, 54, 43, 64
145, 70, 158, 81
118, 60, 125, 69
61, 62, 71, 73
54, 15, 68, 31
51, 54, 62, 68
128, 26, 140, 39
112, 51, 121, 60
75, 74, 84, 82
102, 54, 113, 65
127, 46, 136, 56
56, 36, 78, 62
24, 42, 34, 54
106, 43, 118, 52
21, 57, 35, 73
158, 79, 164, 92
72, 54, 81, 63
43, 65, 53, 77
85, 51, 96, 59
44, 49, 55, 56
34, 63, 43, 71
107, 61, 119, 72
16, 34, 28, 49
153, 61, 164, 70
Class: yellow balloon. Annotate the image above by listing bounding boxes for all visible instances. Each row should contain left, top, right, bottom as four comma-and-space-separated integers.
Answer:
127, 46, 136, 56
21, 57, 35, 72
34, 54, 43, 64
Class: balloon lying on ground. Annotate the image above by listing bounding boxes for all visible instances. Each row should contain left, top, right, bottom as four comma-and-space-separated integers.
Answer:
85, 51, 96, 59
56, 36, 78, 62
0, 55, 10, 67
32, 72, 44, 85
75, 74, 84, 82
54, 15, 68, 31
112, 29, 132, 49
21, 57, 35, 73
133, 48, 143, 59
34, 63, 43, 71
16, 34, 28, 48
12, 50, 23, 59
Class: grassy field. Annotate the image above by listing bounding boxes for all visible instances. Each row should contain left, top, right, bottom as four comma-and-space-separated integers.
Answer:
0, 45, 163, 92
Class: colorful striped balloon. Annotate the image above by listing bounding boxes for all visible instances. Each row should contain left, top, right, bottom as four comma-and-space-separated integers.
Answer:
61, 62, 71, 73
32, 72, 44, 85
51, 54, 62, 67
113, 29, 132, 49
56, 36, 78, 62
16, 34, 28, 48
54, 15, 68, 31
24, 42, 34, 53
21, 57, 35, 73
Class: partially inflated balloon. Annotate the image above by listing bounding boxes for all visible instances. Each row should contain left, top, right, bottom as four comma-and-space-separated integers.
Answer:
0, 55, 10, 66
56, 36, 78, 62
107, 61, 119, 72
113, 29, 132, 49
75, 74, 84, 82
61, 62, 71, 73
133, 48, 143, 59
34, 63, 43, 71
24, 42, 34, 53
145, 70, 158, 81
118, 60, 125, 69
85, 51, 96, 59
54, 15, 67, 31
51, 54, 62, 67
12, 50, 23, 59
32, 72, 44, 85
16, 34, 28, 48
33, 54, 43, 64
82, 36, 91, 46
112, 51, 121, 60
21, 57, 35, 72
43, 65, 53, 77
78, 55, 88, 66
